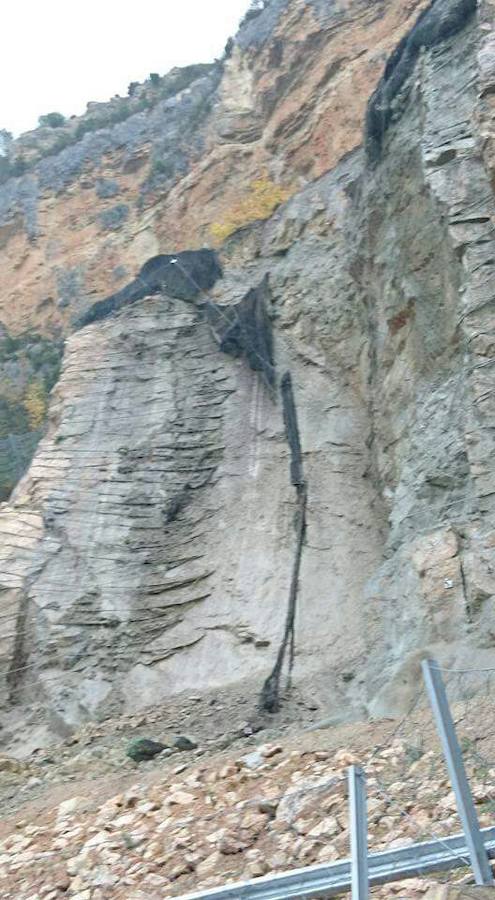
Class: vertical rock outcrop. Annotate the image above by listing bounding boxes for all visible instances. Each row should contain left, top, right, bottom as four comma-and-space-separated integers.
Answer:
0, 151, 385, 741
361, 0, 495, 712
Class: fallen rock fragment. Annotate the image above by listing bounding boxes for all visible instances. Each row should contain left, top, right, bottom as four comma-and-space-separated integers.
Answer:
0, 756, 26, 775
168, 789, 196, 806
57, 796, 86, 820
260, 744, 283, 759
173, 735, 198, 751
239, 750, 265, 770
424, 888, 495, 899
126, 738, 168, 762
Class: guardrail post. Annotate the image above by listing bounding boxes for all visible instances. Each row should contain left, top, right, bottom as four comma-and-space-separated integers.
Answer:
422, 658, 494, 885
349, 765, 369, 899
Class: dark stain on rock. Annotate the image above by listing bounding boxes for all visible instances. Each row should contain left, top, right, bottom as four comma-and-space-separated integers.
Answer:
75, 249, 222, 328
388, 302, 414, 336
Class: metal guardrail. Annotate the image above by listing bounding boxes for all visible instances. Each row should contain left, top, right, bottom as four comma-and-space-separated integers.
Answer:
423, 659, 495, 884
176, 827, 495, 900
348, 765, 368, 898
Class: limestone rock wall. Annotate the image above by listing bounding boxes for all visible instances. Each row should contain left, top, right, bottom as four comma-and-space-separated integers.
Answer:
0, 145, 388, 741
361, 1, 495, 712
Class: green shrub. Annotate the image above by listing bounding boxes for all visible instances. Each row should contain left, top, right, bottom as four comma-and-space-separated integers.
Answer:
74, 101, 135, 142
0, 63, 215, 184
150, 158, 175, 178
47, 133, 73, 156
12, 156, 27, 176
38, 112, 66, 129
126, 738, 167, 762
98, 203, 129, 232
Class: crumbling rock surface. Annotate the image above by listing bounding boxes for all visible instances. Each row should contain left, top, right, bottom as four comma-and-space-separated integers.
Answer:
0, 721, 495, 899
361, 3, 495, 713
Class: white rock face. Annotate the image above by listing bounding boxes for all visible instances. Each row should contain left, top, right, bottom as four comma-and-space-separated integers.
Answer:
0, 189, 382, 732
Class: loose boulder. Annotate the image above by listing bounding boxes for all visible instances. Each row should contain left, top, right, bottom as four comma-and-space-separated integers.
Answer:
126, 738, 168, 762
173, 735, 198, 751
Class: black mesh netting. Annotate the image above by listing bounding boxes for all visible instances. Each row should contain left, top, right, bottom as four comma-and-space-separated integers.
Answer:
206, 276, 276, 389
75, 249, 222, 327
365, 0, 476, 162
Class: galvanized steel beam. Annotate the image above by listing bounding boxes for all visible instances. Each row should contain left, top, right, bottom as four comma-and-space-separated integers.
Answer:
175, 826, 495, 900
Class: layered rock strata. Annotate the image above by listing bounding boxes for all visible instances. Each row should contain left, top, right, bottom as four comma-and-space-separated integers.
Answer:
0, 0, 494, 740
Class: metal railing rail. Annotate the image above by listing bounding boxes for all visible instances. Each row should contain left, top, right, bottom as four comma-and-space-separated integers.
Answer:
349, 765, 369, 898
175, 827, 495, 900
422, 659, 494, 884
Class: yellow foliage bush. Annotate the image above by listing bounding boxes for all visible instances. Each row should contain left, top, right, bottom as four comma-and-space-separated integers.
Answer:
23, 380, 47, 430
210, 177, 292, 244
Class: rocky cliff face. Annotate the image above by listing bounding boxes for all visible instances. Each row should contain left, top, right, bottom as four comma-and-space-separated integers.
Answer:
0, 0, 494, 747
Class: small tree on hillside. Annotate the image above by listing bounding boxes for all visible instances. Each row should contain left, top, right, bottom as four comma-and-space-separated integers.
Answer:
38, 112, 66, 128
0, 129, 13, 157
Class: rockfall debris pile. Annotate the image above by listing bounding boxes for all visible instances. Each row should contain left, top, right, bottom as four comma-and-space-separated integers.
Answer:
0, 708, 494, 900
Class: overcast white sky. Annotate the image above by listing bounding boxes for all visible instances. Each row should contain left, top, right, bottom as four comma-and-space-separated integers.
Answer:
1, 0, 252, 136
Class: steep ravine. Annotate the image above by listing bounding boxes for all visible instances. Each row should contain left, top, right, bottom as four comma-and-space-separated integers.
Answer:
0, 0, 494, 747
